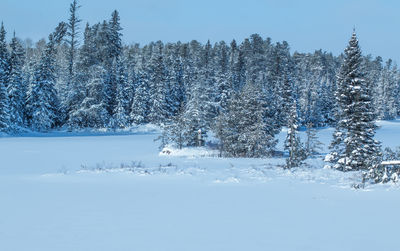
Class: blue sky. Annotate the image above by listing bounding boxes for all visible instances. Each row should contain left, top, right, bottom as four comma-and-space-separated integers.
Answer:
1, 0, 399, 62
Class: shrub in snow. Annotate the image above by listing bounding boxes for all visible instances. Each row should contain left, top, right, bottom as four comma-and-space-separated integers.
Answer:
362, 147, 400, 184
362, 164, 400, 184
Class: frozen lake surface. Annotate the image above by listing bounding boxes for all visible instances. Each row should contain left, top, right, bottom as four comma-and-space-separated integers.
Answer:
1, 121, 400, 251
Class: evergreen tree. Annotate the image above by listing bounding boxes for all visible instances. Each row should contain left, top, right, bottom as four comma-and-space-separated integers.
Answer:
66, 0, 81, 80
265, 41, 292, 126
68, 22, 98, 128
69, 65, 108, 128
216, 82, 277, 157
112, 60, 130, 128
26, 24, 66, 131
284, 101, 306, 168
0, 23, 10, 132
305, 122, 323, 157
148, 41, 168, 123
0, 69, 10, 133
326, 31, 381, 171
7, 34, 26, 129
376, 60, 398, 120
157, 103, 186, 149
232, 45, 246, 91
0, 23, 9, 89
108, 10, 123, 61
164, 45, 186, 118
102, 10, 123, 118
214, 41, 233, 115
365, 56, 383, 119
181, 79, 209, 147
65, 0, 82, 122
130, 68, 150, 124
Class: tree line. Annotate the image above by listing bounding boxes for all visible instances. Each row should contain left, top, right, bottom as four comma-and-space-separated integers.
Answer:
0, 1, 399, 182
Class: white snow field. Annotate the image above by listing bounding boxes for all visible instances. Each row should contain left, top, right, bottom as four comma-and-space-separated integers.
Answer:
1, 121, 400, 251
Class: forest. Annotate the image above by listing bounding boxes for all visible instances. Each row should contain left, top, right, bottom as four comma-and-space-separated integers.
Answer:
0, 1, 399, 181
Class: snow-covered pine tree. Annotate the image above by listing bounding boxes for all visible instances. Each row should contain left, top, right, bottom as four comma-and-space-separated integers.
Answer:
284, 100, 306, 168
79, 23, 98, 71
0, 80, 10, 133
165, 40, 213, 145
123, 45, 139, 114
112, 60, 130, 128
295, 53, 321, 126
66, 0, 81, 80
26, 25, 66, 131
102, 10, 123, 119
69, 65, 108, 128
216, 82, 277, 157
305, 122, 323, 157
318, 76, 336, 126
292, 50, 338, 127
215, 92, 241, 156
158, 103, 186, 150
246, 34, 266, 87
265, 41, 293, 127
147, 41, 168, 124
181, 77, 209, 147
108, 10, 123, 61
326, 31, 381, 171
0, 23, 9, 88
64, 0, 82, 123
232, 43, 246, 92
7, 34, 26, 129
189, 40, 218, 128
365, 56, 383, 119
68, 22, 96, 128
0, 23, 10, 132
0, 69, 10, 133
376, 59, 399, 120
130, 67, 150, 125
213, 41, 233, 115
164, 44, 185, 118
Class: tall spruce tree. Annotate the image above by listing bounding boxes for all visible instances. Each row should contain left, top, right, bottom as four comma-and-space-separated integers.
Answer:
65, 0, 82, 123
0, 23, 9, 88
66, 0, 81, 79
7, 34, 26, 129
148, 41, 168, 123
326, 31, 381, 171
26, 23, 66, 131
0, 23, 10, 132
0, 78, 9, 133
103, 10, 123, 118
130, 64, 151, 124
164, 45, 186, 118
112, 60, 130, 128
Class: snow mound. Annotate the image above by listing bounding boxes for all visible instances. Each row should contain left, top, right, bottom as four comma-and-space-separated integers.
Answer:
130, 123, 161, 134
159, 146, 219, 158
214, 177, 240, 184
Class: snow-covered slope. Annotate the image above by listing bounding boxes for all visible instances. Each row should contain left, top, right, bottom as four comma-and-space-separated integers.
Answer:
1, 121, 400, 251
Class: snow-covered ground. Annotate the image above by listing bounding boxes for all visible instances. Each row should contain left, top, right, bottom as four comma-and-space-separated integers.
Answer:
1, 121, 400, 251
